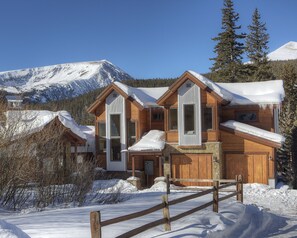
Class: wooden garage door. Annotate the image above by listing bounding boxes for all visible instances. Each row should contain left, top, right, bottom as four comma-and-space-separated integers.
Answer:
225, 153, 268, 184
171, 154, 212, 186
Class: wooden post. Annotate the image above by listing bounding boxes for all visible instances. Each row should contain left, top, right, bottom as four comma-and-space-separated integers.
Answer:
236, 175, 243, 203
213, 180, 219, 213
166, 174, 170, 195
90, 211, 101, 238
162, 195, 171, 231
158, 156, 162, 177
132, 156, 135, 177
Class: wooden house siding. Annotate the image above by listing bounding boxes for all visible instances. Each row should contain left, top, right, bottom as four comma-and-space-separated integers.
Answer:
221, 105, 275, 132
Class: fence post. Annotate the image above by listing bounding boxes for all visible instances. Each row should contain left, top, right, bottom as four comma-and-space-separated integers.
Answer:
166, 174, 170, 195
236, 175, 243, 203
213, 180, 219, 213
90, 211, 101, 238
162, 195, 171, 231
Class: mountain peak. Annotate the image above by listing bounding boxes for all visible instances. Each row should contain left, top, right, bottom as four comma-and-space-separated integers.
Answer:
268, 41, 297, 61
0, 60, 133, 103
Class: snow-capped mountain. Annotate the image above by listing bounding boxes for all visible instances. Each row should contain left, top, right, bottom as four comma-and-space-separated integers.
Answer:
0, 60, 133, 103
268, 41, 297, 61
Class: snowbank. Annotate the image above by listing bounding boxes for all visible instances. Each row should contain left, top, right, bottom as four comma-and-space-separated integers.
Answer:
0, 220, 31, 238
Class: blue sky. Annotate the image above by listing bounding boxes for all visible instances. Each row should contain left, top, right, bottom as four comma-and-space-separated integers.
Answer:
0, 0, 296, 79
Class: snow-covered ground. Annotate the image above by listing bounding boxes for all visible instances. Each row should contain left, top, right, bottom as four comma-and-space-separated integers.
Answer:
1, 180, 297, 238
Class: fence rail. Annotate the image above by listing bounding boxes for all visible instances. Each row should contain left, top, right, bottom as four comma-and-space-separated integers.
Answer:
90, 175, 243, 238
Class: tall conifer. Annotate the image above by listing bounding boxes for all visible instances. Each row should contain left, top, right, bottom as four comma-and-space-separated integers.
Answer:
246, 8, 274, 81
210, 0, 245, 82
278, 64, 297, 186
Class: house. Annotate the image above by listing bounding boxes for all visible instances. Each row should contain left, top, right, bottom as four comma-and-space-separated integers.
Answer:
70, 125, 96, 164
2, 110, 87, 178
5, 95, 23, 109
88, 71, 285, 187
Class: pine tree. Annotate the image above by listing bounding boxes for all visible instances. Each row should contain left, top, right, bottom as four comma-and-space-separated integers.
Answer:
277, 64, 297, 186
246, 8, 274, 81
210, 0, 246, 82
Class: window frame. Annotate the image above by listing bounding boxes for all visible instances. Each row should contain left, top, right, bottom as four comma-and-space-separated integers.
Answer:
127, 120, 136, 147
168, 107, 178, 131
98, 121, 106, 153
110, 114, 122, 161
183, 104, 195, 135
202, 105, 214, 132
235, 110, 259, 122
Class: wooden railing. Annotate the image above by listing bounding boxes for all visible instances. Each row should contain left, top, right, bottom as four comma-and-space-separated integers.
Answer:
90, 175, 243, 238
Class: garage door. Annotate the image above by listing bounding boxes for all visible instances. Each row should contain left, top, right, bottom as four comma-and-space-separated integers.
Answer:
225, 153, 268, 184
171, 154, 212, 186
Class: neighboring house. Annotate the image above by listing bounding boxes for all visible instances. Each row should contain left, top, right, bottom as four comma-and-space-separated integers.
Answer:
2, 110, 87, 177
5, 95, 23, 109
70, 125, 96, 164
88, 71, 285, 187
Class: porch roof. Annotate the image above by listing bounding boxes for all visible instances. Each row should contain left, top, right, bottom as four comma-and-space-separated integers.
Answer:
128, 130, 165, 154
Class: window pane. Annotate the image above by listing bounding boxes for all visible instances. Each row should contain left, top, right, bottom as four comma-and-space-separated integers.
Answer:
99, 138, 106, 153
110, 138, 121, 161
110, 115, 121, 137
184, 104, 195, 134
202, 107, 213, 131
169, 108, 178, 130
236, 112, 257, 122
128, 121, 136, 147
99, 122, 106, 137
128, 121, 135, 138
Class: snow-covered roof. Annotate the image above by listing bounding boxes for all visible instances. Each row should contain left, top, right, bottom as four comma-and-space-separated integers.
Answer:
128, 130, 165, 152
4, 110, 86, 140
220, 120, 285, 144
188, 71, 284, 106
188, 70, 233, 101
72, 125, 95, 153
218, 80, 285, 105
114, 81, 168, 107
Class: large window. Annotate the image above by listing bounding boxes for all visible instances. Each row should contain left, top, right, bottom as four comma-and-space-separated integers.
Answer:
169, 108, 178, 130
235, 111, 258, 122
110, 115, 121, 161
184, 104, 195, 135
127, 120, 136, 146
202, 106, 213, 131
98, 122, 106, 153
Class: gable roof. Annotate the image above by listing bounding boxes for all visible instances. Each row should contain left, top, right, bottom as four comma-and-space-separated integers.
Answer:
157, 70, 285, 106
88, 81, 168, 113
220, 120, 284, 148
157, 71, 232, 106
4, 110, 86, 144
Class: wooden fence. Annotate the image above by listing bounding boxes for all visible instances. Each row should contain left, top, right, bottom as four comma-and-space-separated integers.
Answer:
90, 175, 243, 238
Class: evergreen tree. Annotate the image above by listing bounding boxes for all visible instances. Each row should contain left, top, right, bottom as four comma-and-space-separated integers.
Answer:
210, 0, 246, 82
277, 64, 297, 186
246, 8, 274, 81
